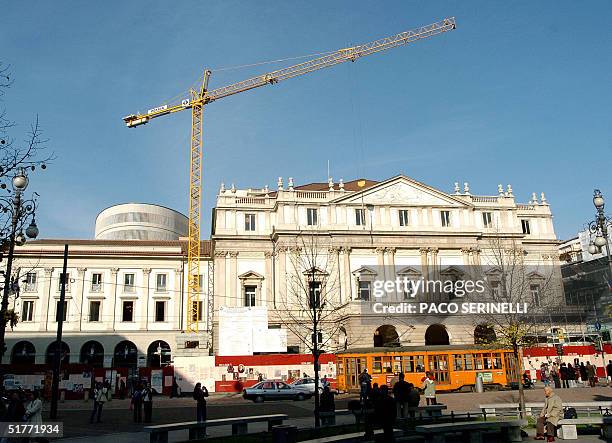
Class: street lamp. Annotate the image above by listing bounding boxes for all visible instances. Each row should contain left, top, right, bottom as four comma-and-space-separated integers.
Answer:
0, 167, 40, 359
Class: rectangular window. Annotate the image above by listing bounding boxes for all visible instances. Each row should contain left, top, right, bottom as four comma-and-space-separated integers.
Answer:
355, 208, 365, 226
453, 354, 464, 371
122, 301, 134, 322
192, 300, 203, 322
306, 208, 318, 226
521, 219, 530, 234
245, 213, 256, 231
91, 273, 102, 292
197, 274, 203, 292
22, 300, 34, 322
56, 300, 67, 322
124, 273, 135, 293
399, 209, 410, 227
57, 273, 70, 292
464, 354, 474, 370
358, 281, 371, 301
372, 357, 382, 374
155, 301, 165, 322
491, 281, 501, 298
244, 285, 256, 307
403, 355, 425, 373
308, 281, 321, 308
473, 354, 484, 370
89, 301, 101, 322
440, 211, 451, 227
482, 212, 493, 228
530, 284, 541, 306
156, 273, 167, 292
24, 273, 37, 292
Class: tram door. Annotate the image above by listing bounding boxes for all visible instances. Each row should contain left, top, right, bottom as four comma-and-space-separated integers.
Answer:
504, 352, 519, 385
345, 357, 366, 389
428, 354, 450, 385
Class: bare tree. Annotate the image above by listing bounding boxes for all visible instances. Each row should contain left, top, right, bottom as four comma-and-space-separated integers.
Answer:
469, 234, 559, 418
0, 61, 53, 354
274, 231, 354, 427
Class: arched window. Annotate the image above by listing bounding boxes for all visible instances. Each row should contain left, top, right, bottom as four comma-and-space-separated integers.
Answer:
373, 325, 399, 347
113, 340, 138, 368
425, 324, 449, 346
80, 341, 105, 367
45, 341, 70, 365
11, 341, 36, 365
147, 341, 171, 368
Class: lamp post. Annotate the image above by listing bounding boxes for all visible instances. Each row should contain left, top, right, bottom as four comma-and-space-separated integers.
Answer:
586, 189, 612, 366
0, 167, 39, 359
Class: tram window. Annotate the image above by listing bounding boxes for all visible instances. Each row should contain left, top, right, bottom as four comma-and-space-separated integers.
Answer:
465, 354, 473, 370
383, 356, 392, 373
493, 353, 502, 369
393, 356, 402, 373
453, 354, 464, 371
338, 360, 344, 375
373, 357, 382, 374
416, 356, 425, 372
473, 354, 484, 370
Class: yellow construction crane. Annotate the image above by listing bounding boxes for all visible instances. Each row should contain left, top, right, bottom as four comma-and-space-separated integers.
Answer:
123, 17, 456, 335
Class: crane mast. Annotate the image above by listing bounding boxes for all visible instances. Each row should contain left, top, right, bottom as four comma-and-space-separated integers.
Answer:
123, 17, 456, 335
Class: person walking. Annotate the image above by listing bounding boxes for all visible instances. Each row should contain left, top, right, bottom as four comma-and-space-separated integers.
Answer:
566, 363, 576, 388
540, 364, 550, 387
119, 379, 126, 400
358, 369, 372, 404
406, 383, 420, 418
586, 362, 596, 387
142, 383, 153, 423
421, 372, 436, 405
131, 383, 143, 423
551, 363, 561, 389
606, 360, 612, 386
559, 363, 568, 389
5, 392, 25, 422
24, 390, 43, 425
319, 386, 335, 426
374, 385, 396, 442
535, 386, 562, 442
89, 382, 100, 424
579, 362, 588, 385
193, 382, 209, 428
392, 373, 410, 418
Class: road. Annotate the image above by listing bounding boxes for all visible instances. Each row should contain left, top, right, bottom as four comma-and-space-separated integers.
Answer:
48, 386, 612, 439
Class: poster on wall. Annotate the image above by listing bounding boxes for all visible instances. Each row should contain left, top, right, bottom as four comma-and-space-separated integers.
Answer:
151, 370, 163, 393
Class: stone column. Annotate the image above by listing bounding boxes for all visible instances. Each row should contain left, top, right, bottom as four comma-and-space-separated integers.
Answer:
228, 252, 238, 307
76, 268, 87, 330
376, 247, 386, 282
341, 247, 352, 301
214, 250, 227, 310
386, 248, 397, 300
173, 267, 183, 329
429, 248, 439, 300
40, 268, 54, 331
110, 268, 119, 331
264, 251, 274, 307
419, 248, 429, 297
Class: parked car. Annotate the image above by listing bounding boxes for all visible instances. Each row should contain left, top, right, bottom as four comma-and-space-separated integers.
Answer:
243, 380, 312, 402
290, 377, 334, 394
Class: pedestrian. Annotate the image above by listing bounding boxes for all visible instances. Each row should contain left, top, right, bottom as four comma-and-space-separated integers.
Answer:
369, 382, 380, 403
540, 363, 550, 387
131, 383, 143, 423
373, 385, 396, 442
319, 386, 335, 425
91, 381, 109, 423
5, 392, 25, 422
566, 363, 576, 388
559, 363, 568, 389
606, 360, 612, 386
421, 372, 436, 405
407, 383, 420, 410
586, 362, 596, 387
579, 362, 588, 385
551, 363, 560, 389
24, 390, 43, 425
535, 386, 562, 442
392, 373, 410, 418
193, 382, 209, 427
170, 377, 179, 398
358, 369, 372, 403
142, 383, 153, 423
119, 379, 126, 400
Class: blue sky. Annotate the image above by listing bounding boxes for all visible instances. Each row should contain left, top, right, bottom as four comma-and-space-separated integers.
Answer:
1, 1, 610, 240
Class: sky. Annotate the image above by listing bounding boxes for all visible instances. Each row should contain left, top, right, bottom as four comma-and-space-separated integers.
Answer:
1, 1, 610, 241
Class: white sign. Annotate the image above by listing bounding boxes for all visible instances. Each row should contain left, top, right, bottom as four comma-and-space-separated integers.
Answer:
219, 306, 286, 355
151, 370, 163, 393
147, 105, 168, 114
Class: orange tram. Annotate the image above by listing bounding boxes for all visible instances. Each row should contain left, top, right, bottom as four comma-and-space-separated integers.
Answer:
336, 345, 519, 392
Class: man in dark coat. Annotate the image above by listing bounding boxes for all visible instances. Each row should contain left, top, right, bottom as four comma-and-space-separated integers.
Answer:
374, 385, 396, 442
392, 373, 410, 418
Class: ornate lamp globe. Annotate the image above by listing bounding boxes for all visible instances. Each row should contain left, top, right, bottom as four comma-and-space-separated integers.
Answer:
25, 219, 38, 239
588, 243, 598, 255
594, 235, 607, 248
11, 170, 28, 191
593, 194, 605, 209
15, 232, 26, 246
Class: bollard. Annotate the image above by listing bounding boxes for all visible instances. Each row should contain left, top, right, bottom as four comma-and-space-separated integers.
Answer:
474, 373, 484, 393
272, 424, 297, 443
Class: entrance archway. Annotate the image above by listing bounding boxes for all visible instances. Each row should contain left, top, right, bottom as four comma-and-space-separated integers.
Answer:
80, 341, 105, 367
11, 341, 36, 365
147, 341, 171, 368
114, 340, 138, 369
45, 341, 70, 365
474, 324, 496, 344
373, 325, 399, 347
425, 324, 449, 346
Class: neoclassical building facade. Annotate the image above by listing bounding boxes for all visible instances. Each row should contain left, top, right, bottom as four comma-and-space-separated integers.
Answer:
211, 175, 571, 351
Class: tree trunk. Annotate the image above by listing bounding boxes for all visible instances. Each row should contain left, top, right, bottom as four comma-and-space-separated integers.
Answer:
515, 344, 526, 419
313, 351, 320, 428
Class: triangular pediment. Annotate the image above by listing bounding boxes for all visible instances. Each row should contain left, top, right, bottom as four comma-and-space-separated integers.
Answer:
238, 271, 264, 280
351, 266, 377, 277
331, 175, 471, 207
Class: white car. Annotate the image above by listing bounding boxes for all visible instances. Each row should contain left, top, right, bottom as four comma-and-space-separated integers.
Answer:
290, 377, 331, 394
